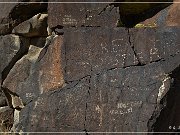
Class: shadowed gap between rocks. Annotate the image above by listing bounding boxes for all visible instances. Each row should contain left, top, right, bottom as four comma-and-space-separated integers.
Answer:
148, 65, 180, 134
113, 0, 173, 27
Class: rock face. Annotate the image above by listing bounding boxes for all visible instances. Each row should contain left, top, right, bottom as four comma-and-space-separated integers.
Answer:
48, 0, 119, 28
48, 0, 173, 28
14, 27, 180, 133
0, 0, 180, 134
0, 106, 14, 132
139, 0, 180, 27
12, 13, 48, 37
115, 0, 173, 27
0, 0, 47, 35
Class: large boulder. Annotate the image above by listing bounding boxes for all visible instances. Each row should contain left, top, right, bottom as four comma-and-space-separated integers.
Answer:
2, 35, 65, 105
13, 27, 180, 132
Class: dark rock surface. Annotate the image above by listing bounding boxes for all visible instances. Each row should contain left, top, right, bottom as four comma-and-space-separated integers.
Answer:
0, 91, 7, 107
0, 0, 179, 134
115, 0, 172, 27
48, 0, 119, 28
2, 35, 64, 105
0, 34, 29, 84
0, 0, 47, 35
14, 27, 180, 133
0, 106, 14, 132
12, 13, 48, 37
48, 0, 173, 28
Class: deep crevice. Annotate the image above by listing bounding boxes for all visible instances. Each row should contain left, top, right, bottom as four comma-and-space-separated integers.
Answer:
127, 28, 142, 65
1, 38, 30, 85
0, 1, 48, 36
37, 34, 56, 62
83, 76, 91, 135
113, 0, 173, 27
149, 65, 180, 134
1, 87, 25, 111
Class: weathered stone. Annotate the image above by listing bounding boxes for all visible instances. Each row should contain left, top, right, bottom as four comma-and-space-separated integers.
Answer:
116, 0, 172, 27
0, 35, 20, 74
0, 0, 47, 35
48, 0, 119, 28
139, 0, 180, 27
37, 36, 65, 92
0, 91, 7, 107
85, 63, 163, 132
48, 0, 172, 28
12, 13, 48, 37
64, 27, 138, 82
10, 109, 20, 132
166, 0, 180, 26
0, 34, 29, 83
11, 95, 24, 109
16, 77, 89, 132
2, 45, 43, 104
130, 27, 180, 64
12, 27, 180, 133
2, 36, 65, 104
0, 1, 179, 133
0, 106, 14, 132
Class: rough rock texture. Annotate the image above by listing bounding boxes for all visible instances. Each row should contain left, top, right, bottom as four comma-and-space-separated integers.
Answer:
0, 0, 47, 35
140, 0, 180, 27
48, 0, 172, 28
12, 13, 48, 37
0, 0, 180, 134
0, 106, 14, 132
48, 0, 119, 28
2, 35, 64, 105
0, 34, 29, 83
0, 92, 7, 107
115, 0, 172, 27
13, 27, 180, 133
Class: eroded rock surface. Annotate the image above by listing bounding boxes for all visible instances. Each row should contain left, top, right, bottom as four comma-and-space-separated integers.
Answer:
14, 27, 180, 133
0, 106, 14, 132
2, 35, 65, 105
12, 13, 48, 37
0, 0, 179, 134
140, 0, 180, 27
0, 0, 47, 35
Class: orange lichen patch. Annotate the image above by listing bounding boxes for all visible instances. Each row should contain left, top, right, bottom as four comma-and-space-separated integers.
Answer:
39, 36, 64, 93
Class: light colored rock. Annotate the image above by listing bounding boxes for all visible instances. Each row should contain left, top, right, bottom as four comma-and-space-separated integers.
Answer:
10, 109, 20, 132
11, 95, 24, 109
